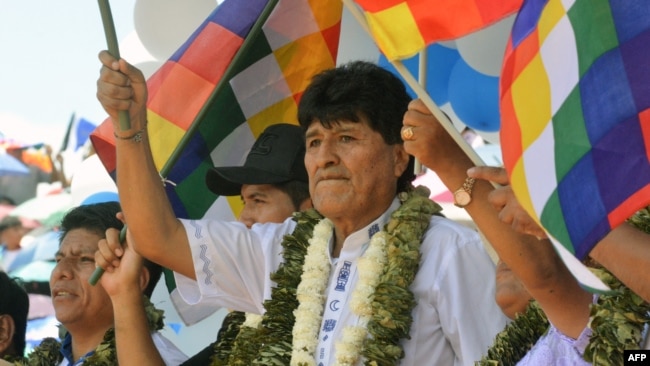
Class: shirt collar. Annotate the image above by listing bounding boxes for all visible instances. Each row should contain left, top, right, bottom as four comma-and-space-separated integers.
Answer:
60, 333, 96, 365
334, 197, 401, 258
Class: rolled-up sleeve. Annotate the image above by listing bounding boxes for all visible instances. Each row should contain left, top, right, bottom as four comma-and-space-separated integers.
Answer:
173, 218, 295, 314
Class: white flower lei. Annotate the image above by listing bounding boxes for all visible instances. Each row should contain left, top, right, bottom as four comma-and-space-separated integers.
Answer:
290, 218, 389, 366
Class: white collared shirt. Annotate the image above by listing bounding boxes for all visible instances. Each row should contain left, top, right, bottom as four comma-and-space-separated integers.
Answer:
175, 197, 508, 365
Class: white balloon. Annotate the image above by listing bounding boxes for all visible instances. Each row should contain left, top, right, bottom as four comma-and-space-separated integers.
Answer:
134, 0, 219, 60
456, 15, 516, 76
135, 60, 165, 80
70, 155, 118, 207
119, 31, 158, 65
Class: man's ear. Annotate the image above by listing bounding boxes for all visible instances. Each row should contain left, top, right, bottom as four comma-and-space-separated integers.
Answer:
393, 144, 410, 178
0, 314, 15, 356
139, 267, 150, 294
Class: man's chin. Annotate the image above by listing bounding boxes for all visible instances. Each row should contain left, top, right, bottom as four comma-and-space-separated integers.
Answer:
313, 198, 347, 216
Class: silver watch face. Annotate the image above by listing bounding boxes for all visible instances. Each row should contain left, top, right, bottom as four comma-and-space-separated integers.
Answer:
454, 190, 471, 207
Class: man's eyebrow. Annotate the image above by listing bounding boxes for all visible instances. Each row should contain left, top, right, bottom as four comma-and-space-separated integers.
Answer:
244, 191, 267, 200
305, 130, 319, 139
55, 247, 96, 257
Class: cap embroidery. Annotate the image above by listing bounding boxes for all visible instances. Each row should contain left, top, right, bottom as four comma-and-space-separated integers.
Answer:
249, 133, 276, 155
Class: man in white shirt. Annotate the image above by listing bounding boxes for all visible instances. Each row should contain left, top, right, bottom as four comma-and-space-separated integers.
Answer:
181, 122, 312, 365
96, 56, 508, 365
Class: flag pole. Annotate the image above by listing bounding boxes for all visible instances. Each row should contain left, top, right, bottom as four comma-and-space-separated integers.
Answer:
59, 112, 76, 153
97, 0, 131, 132
90, 0, 133, 286
414, 49, 426, 175
341, 0, 486, 168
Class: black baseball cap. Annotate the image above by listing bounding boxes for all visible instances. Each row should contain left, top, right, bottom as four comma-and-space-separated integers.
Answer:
206, 123, 309, 196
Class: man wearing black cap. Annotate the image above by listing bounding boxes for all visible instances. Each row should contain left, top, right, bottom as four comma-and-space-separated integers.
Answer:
205, 123, 312, 228
182, 123, 312, 365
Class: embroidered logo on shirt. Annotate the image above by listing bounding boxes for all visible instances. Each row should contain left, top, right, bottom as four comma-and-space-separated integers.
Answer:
368, 223, 380, 238
335, 261, 351, 291
329, 299, 340, 312
323, 319, 336, 332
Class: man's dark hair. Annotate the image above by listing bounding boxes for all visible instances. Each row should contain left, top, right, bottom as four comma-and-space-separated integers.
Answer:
0, 271, 28, 356
298, 60, 415, 193
274, 180, 310, 211
0, 196, 15, 206
0, 216, 22, 234
59, 202, 161, 297
59, 202, 123, 242
142, 260, 162, 298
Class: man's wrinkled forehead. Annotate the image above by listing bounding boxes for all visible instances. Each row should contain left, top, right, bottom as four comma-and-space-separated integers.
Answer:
305, 117, 369, 134
56, 231, 100, 257
55, 244, 96, 258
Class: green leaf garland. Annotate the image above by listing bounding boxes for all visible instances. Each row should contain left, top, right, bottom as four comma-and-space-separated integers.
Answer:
211, 186, 440, 365
6, 296, 164, 366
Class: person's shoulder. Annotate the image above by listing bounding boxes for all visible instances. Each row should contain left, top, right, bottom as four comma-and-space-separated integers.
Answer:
250, 216, 297, 237
426, 215, 480, 241
420, 216, 486, 256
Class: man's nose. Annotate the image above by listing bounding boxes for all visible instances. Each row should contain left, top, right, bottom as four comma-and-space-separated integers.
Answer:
238, 207, 255, 228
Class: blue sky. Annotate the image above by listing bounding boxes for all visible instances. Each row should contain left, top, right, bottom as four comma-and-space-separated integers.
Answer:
0, 0, 137, 149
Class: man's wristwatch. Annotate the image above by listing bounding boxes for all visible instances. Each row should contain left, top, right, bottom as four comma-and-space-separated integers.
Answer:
453, 177, 476, 208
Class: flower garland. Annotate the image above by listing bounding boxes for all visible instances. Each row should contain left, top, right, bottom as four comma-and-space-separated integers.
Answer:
336, 231, 388, 365
291, 218, 336, 365
584, 268, 650, 365
209, 209, 324, 366
291, 218, 390, 365
475, 301, 549, 366
478, 207, 650, 366
212, 186, 440, 365
6, 296, 164, 366
208, 311, 246, 365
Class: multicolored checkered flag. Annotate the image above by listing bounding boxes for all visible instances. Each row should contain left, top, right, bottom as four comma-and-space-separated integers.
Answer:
353, 0, 522, 60
500, 0, 650, 290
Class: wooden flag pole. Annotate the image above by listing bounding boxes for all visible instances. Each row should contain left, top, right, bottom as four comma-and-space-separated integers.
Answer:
414, 49, 425, 175
97, 0, 131, 132
90, 0, 128, 286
